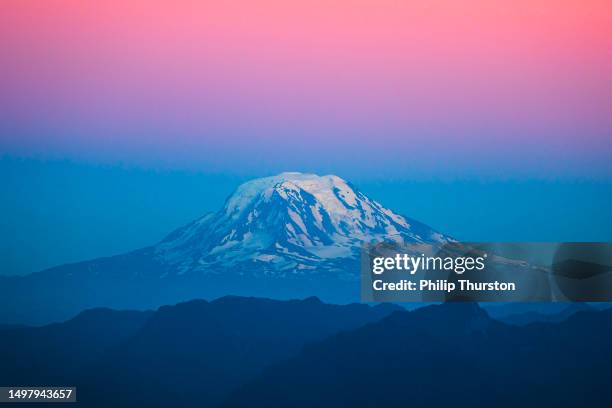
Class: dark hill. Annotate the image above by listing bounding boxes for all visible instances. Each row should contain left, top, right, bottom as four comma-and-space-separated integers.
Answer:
0, 296, 401, 407
223, 304, 612, 408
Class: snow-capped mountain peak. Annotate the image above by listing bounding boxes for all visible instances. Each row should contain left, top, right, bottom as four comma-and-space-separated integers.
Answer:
156, 172, 447, 276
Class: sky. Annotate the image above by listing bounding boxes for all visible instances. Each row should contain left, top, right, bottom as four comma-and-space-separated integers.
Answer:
0, 1, 611, 274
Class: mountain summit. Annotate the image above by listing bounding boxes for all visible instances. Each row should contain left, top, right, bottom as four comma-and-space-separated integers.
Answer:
155, 172, 447, 277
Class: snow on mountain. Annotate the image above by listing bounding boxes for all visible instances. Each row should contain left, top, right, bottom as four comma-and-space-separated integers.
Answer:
155, 172, 448, 276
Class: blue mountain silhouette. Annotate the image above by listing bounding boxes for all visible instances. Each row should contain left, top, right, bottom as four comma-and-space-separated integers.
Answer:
2, 296, 611, 407
0, 296, 401, 407
223, 303, 612, 407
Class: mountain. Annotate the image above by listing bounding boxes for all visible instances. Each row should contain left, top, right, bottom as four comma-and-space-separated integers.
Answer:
155, 172, 447, 277
3, 295, 611, 407
0, 296, 402, 407
222, 304, 612, 408
0, 172, 446, 325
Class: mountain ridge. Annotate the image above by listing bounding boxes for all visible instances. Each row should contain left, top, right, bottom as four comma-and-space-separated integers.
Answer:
222, 303, 612, 407
0, 295, 403, 407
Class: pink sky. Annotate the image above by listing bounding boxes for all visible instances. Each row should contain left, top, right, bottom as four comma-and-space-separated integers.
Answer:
1, 1, 611, 176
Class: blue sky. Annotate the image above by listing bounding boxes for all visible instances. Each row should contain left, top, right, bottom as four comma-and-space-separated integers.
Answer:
2, 156, 611, 276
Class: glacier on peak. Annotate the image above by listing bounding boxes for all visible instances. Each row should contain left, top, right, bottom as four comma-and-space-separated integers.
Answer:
155, 172, 448, 276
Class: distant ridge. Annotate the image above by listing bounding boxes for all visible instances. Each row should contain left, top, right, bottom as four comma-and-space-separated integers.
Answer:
0, 296, 402, 407
223, 303, 612, 407
3, 296, 611, 407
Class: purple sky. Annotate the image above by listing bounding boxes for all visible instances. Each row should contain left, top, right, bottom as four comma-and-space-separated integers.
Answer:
1, 1, 611, 179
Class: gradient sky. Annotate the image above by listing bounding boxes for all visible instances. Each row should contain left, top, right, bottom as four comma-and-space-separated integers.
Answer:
1, 0, 611, 177
1, 1, 611, 275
